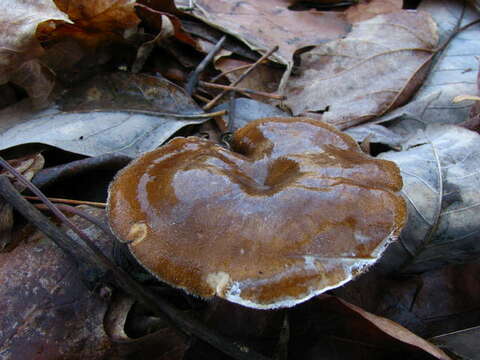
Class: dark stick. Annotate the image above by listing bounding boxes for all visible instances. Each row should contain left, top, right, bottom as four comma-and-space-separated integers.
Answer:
186, 36, 227, 95
203, 46, 279, 111
0, 181, 270, 360
199, 81, 286, 100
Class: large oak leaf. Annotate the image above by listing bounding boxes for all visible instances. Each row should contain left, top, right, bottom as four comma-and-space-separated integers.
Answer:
285, 11, 438, 129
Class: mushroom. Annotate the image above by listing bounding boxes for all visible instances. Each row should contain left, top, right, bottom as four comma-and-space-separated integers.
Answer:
107, 117, 406, 309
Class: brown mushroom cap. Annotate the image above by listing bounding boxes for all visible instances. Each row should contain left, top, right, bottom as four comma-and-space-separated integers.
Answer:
107, 117, 406, 309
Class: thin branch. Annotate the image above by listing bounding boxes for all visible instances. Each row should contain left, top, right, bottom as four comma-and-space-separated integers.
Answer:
203, 46, 279, 110
186, 36, 226, 95
199, 81, 285, 100
27, 196, 106, 208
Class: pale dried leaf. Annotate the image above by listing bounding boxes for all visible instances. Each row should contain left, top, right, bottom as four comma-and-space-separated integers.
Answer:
345, 0, 403, 23
285, 11, 438, 129
378, 125, 480, 273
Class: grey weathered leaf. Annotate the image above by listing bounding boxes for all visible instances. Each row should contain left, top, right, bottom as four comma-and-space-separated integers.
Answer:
284, 11, 438, 129
378, 125, 480, 273
378, 0, 480, 136
0, 72, 206, 157
345, 124, 405, 150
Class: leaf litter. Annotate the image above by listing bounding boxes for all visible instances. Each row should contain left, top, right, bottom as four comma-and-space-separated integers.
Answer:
0, 72, 209, 157
1, 0, 480, 359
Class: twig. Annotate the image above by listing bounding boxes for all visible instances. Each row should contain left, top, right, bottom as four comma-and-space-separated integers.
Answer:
193, 93, 212, 104
26, 196, 106, 208
186, 36, 226, 95
32, 153, 132, 189
210, 62, 266, 83
0, 170, 269, 360
199, 81, 285, 100
203, 46, 279, 110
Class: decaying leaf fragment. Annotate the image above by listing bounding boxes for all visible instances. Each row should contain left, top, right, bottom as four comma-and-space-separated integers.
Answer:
108, 117, 406, 309
285, 10, 438, 129
379, 125, 480, 273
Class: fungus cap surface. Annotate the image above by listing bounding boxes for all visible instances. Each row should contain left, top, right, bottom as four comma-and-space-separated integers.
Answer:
107, 117, 407, 309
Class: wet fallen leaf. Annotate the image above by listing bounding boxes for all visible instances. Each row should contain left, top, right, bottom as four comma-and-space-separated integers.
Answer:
377, 0, 480, 136
378, 125, 480, 273
285, 10, 438, 129
0, 72, 207, 157
289, 295, 450, 360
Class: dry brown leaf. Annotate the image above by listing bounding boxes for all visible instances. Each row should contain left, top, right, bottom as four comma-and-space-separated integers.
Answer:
345, 0, 403, 23
37, 0, 141, 48
0, 1, 69, 84
176, 0, 349, 87
53, 0, 139, 32
0, 1, 70, 106
285, 11, 438, 129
